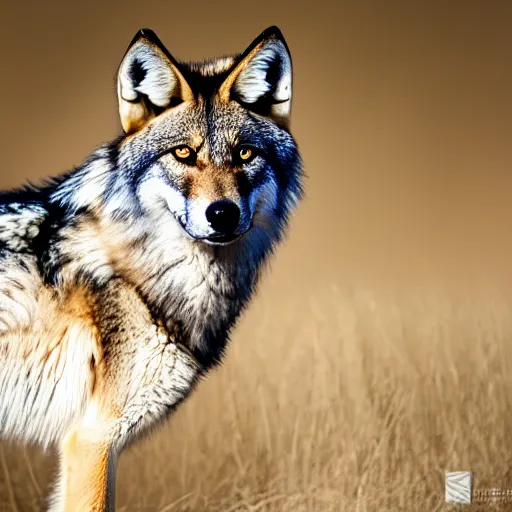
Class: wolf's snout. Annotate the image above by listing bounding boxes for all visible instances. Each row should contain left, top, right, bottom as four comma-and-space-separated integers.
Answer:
205, 200, 240, 233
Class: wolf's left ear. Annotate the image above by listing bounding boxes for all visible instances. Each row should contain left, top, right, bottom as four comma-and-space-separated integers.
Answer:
219, 26, 293, 126
117, 29, 193, 134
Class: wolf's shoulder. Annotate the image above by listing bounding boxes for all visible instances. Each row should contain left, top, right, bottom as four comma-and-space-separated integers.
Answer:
0, 193, 48, 254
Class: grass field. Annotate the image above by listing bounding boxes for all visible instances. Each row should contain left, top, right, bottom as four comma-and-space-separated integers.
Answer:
2, 282, 512, 511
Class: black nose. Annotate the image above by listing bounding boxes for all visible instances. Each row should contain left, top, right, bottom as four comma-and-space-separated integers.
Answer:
205, 200, 241, 233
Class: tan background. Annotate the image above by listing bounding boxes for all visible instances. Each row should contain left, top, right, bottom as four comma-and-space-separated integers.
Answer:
1, 1, 512, 510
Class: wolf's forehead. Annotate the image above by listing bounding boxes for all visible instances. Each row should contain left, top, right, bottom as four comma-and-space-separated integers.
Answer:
159, 100, 248, 146
185, 56, 236, 77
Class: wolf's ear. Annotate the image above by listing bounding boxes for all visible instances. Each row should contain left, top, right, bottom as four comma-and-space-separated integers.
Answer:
218, 26, 293, 126
117, 29, 193, 134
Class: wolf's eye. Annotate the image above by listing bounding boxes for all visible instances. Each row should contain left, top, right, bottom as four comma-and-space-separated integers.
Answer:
172, 145, 196, 164
239, 148, 252, 160
234, 145, 259, 164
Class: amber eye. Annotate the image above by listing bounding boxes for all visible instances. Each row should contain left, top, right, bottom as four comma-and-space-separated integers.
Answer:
235, 145, 259, 164
239, 148, 252, 160
173, 146, 193, 161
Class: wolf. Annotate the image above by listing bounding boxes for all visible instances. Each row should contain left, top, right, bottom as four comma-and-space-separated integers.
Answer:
0, 26, 303, 511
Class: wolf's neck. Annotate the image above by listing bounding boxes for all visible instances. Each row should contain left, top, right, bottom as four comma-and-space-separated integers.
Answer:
133, 237, 263, 368
119, 215, 275, 367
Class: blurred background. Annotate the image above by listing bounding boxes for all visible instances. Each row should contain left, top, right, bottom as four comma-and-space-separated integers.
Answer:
1, 1, 512, 510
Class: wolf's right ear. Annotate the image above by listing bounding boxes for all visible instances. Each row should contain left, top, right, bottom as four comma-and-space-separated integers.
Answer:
218, 26, 293, 127
117, 29, 193, 134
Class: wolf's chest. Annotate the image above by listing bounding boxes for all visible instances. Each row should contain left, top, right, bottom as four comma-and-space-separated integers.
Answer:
136, 246, 253, 368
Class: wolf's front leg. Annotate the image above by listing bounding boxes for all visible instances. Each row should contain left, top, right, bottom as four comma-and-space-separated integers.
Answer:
52, 410, 116, 512
49, 280, 201, 512
52, 344, 198, 512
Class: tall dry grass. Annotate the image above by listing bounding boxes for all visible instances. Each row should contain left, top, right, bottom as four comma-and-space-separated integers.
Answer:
1, 282, 512, 511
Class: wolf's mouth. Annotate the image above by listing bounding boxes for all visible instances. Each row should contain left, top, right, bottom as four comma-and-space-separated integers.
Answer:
176, 217, 251, 246
203, 233, 243, 246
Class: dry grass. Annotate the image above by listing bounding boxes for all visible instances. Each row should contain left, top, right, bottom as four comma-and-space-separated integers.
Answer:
1, 283, 512, 511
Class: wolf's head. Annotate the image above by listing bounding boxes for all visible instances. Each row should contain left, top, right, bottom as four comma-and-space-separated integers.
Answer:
107, 26, 302, 250
51, 26, 302, 280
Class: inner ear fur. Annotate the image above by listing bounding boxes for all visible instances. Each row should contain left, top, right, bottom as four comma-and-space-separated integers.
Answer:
218, 26, 293, 126
117, 29, 193, 134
